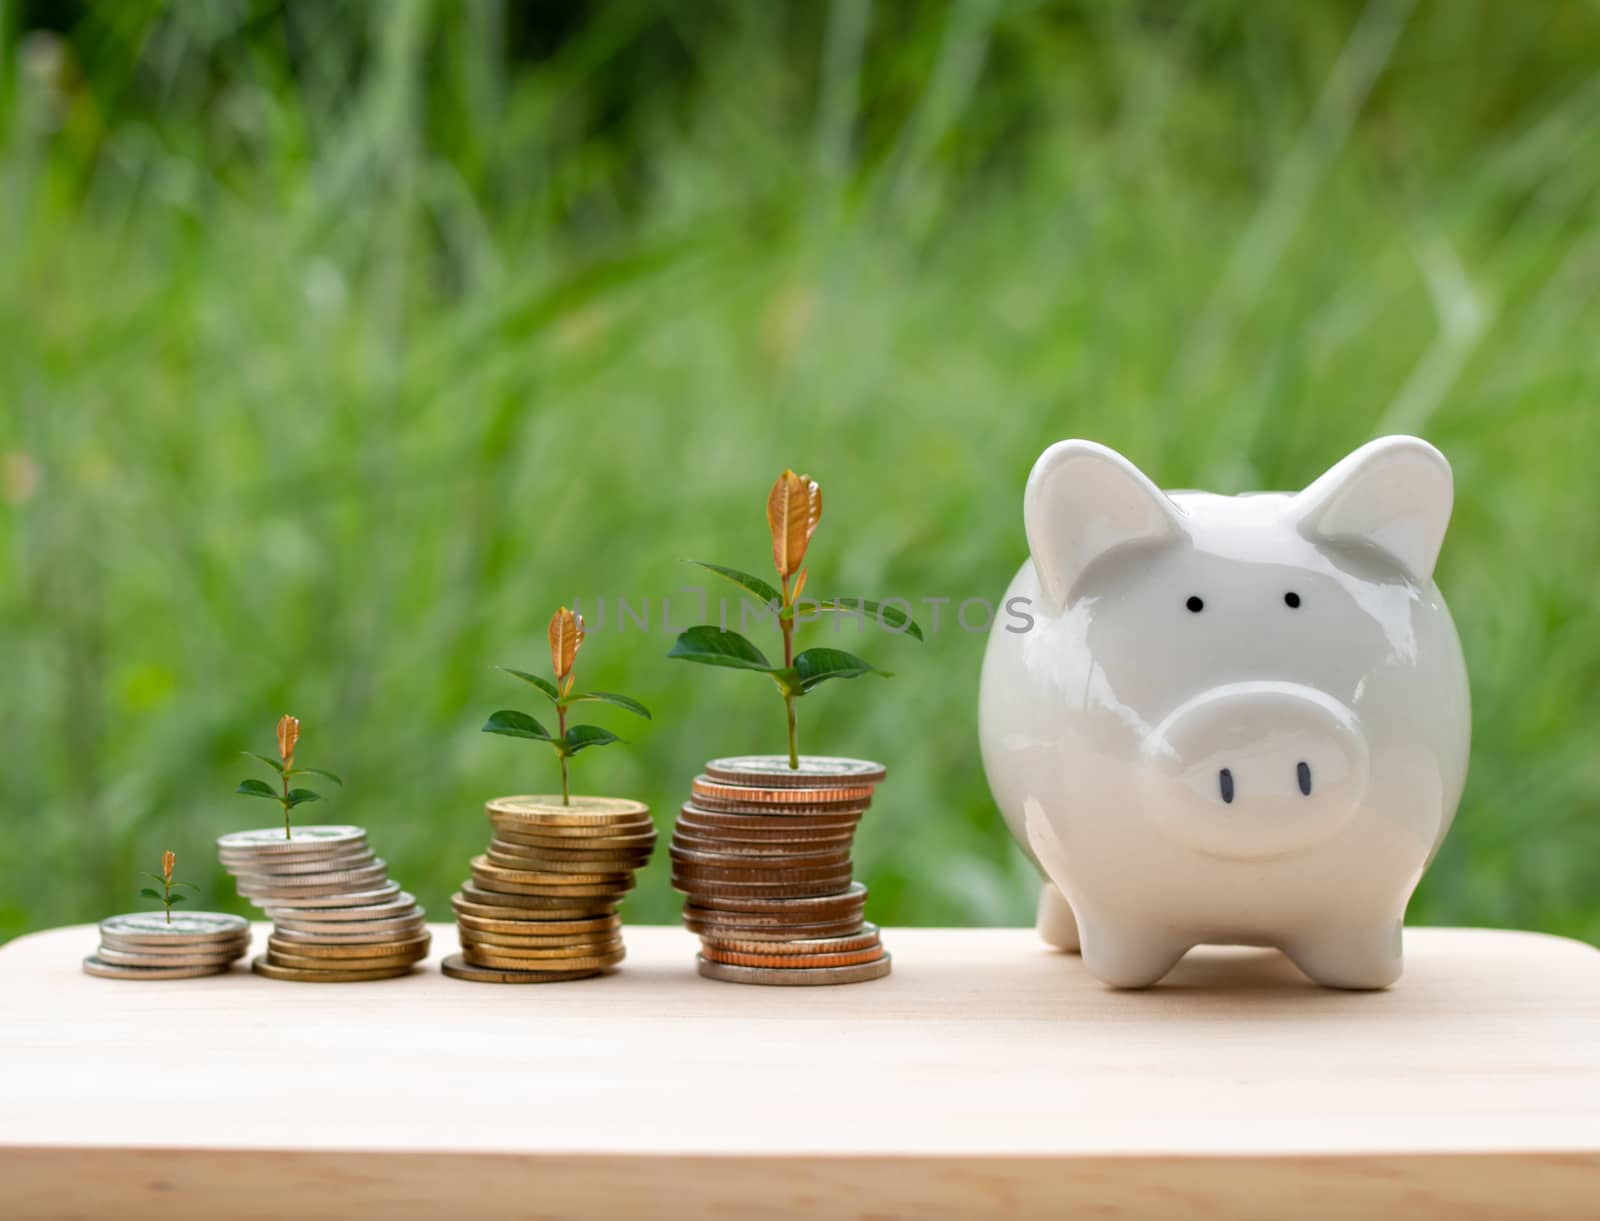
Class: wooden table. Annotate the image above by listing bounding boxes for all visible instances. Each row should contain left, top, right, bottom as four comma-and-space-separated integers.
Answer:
1, 924, 1597, 1220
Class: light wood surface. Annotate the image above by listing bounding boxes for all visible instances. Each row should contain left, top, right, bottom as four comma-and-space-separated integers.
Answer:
1, 923, 1597, 1219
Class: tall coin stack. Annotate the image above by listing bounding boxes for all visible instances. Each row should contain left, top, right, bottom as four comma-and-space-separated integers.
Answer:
83, 912, 251, 980
671, 756, 892, 985
217, 826, 430, 982
442, 796, 656, 984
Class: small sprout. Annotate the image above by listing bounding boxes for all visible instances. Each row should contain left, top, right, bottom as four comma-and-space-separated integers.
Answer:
484, 607, 650, 806
237, 713, 343, 839
139, 849, 197, 925
668, 469, 922, 769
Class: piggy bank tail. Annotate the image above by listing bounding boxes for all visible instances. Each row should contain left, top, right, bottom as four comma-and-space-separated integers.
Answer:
1024, 804, 1081, 953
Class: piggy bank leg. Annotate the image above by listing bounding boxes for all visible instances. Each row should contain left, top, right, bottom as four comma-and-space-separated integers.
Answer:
1281, 918, 1404, 990
1078, 917, 1190, 989
1036, 883, 1081, 952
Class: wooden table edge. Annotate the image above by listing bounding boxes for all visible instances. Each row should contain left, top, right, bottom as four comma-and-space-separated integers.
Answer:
4, 1144, 1599, 1221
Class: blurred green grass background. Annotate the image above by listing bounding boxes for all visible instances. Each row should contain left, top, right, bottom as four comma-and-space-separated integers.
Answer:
2, 0, 1597, 944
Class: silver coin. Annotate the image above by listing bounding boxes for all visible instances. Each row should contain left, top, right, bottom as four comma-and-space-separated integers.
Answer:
695, 952, 891, 986
216, 826, 367, 854
235, 868, 392, 898
219, 846, 375, 873
100, 932, 250, 956
98, 912, 250, 944
703, 755, 887, 788
82, 955, 234, 980
95, 944, 245, 968
263, 893, 417, 922
251, 882, 401, 909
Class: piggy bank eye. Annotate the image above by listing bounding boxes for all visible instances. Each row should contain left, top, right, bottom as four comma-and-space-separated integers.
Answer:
1284, 591, 1302, 609
1185, 595, 1204, 613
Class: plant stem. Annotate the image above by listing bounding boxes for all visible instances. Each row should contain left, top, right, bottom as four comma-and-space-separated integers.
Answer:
281, 770, 292, 838
784, 695, 798, 769
780, 574, 798, 769
557, 703, 570, 806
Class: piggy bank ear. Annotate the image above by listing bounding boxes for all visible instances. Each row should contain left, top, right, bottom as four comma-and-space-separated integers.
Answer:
1024, 440, 1185, 608
1293, 436, 1454, 583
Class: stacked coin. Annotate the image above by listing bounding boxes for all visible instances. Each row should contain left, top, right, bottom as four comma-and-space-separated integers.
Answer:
672, 756, 892, 985
217, 826, 430, 982
82, 911, 251, 980
442, 796, 655, 984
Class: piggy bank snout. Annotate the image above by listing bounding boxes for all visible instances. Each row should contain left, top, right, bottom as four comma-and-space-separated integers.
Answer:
1141, 683, 1369, 860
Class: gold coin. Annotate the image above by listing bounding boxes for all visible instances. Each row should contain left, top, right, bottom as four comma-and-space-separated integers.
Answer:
265, 933, 431, 960
455, 885, 620, 915
251, 955, 416, 982
439, 953, 602, 985
453, 910, 621, 937
486, 847, 651, 874
690, 776, 875, 807
486, 795, 649, 827
267, 948, 426, 971
458, 933, 624, 954
463, 945, 625, 971
459, 934, 625, 959
492, 823, 657, 845
471, 855, 632, 886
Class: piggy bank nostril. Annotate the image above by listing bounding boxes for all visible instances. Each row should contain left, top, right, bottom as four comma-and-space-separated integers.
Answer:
1297, 761, 1313, 796
1218, 768, 1235, 805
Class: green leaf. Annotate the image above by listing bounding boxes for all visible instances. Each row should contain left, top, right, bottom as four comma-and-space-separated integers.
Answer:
138, 888, 163, 900
171, 881, 198, 891
482, 710, 553, 741
563, 725, 622, 755
792, 647, 888, 691
565, 691, 651, 720
809, 598, 925, 642
168, 893, 188, 904
286, 788, 323, 808
499, 667, 561, 703
236, 779, 279, 799
243, 751, 286, 774
687, 561, 781, 608
289, 767, 343, 785
138, 872, 166, 884
666, 626, 778, 672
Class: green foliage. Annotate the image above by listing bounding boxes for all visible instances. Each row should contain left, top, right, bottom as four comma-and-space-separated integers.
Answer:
483, 660, 649, 804
237, 743, 342, 839
483, 710, 553, 741
667, 626, 779, 674
670, 555, 920, 765
2, 2, 1599, 941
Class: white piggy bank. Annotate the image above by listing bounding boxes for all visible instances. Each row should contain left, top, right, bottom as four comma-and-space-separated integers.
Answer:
979, 436, 1470, 989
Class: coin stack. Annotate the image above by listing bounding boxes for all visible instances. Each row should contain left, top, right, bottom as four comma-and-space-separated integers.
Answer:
671, 755, 892, 985
442, 796, 655, 984
216, 826, 430, 982
82, 912, 251, 980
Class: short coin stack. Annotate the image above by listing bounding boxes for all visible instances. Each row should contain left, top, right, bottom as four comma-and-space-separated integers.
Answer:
443, 796, 655, 984
82, 912, 250, 980
671, 756, 892, 985
217, 826, 430, 982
